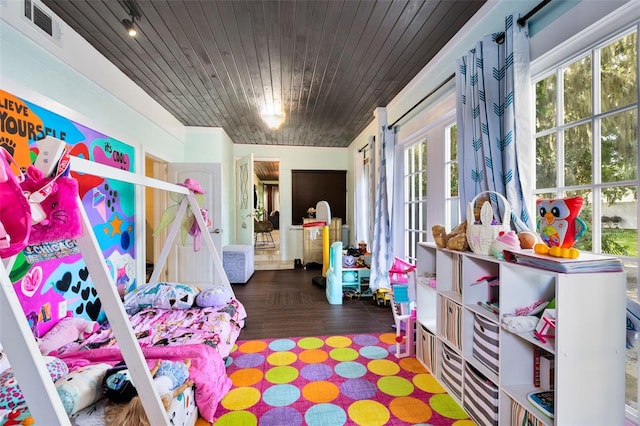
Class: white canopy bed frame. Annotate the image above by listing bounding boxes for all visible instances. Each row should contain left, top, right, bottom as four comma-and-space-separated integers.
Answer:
0, 157, 232, 425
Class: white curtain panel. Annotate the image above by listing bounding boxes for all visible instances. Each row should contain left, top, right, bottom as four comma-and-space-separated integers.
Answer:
456, 14, 534, 232
369, 127, 395, 291
355, 136, 375, 248
368, 136, 376, 249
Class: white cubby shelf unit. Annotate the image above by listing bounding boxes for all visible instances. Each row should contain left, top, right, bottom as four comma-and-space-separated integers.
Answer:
415, 242, 626, 426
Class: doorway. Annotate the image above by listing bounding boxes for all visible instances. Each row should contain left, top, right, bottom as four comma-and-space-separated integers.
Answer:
253, 160, 283, 269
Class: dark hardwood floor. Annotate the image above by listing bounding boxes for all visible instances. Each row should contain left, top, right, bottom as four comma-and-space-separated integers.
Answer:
232, 268, 395, 341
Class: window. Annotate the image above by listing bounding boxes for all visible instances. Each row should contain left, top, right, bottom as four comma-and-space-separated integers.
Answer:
354, 142, 374, 249
445, 124, 460, 230
397, 98, 456, 264
534, 27, 638, 416
291, 170, 347, 226
403, 140, 428, 263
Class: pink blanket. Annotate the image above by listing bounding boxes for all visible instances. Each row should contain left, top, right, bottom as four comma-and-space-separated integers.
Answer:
59, 344, 230, 422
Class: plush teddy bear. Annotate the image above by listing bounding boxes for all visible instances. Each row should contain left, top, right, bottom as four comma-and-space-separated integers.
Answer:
472, 196, 491, 223
446, 222, 469, 251
432, 222, 468, 251
432, 225, 448, 248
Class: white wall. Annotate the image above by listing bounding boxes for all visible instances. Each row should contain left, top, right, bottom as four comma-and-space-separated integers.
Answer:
0, 2, 185, 163
184, 128, 235, 247
1, 7, 188, 281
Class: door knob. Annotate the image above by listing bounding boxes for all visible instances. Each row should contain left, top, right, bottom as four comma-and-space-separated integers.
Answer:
211, 228, 222, 234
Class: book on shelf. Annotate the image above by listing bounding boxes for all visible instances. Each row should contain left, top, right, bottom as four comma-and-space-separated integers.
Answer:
533, 347, 542, 387
503, 249, 623, 273
527, 390, 554, 419
533, 348, 555, 389
540, 352, 555, 390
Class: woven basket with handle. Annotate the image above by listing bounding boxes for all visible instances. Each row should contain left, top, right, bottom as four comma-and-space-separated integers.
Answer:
466, 191, 511, 255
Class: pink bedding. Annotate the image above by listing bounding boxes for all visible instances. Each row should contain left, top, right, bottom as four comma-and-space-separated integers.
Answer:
57, 299, 246, 358
51, 299, 245, 422
59, 344, 230, 423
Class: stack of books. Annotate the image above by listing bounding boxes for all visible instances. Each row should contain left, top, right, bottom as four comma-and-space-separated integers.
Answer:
503, 249, 623, 273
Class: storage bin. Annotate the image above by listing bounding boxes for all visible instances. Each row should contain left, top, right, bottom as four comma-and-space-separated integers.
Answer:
440, 343, 463, 401
417, 324, 437, 374
440, 297, 462, 350
472, 313, 500, 374
464, 363, 499, 426
510, 399, 544, 426
222, 244, 254, 283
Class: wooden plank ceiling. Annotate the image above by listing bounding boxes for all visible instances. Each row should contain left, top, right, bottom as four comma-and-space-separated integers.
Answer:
42, 0, 486, 147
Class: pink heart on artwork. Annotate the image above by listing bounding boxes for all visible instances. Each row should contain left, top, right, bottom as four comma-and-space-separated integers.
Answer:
21, 266, 42, 297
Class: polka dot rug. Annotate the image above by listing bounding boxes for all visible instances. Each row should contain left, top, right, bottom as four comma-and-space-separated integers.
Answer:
208, 332, 474, 426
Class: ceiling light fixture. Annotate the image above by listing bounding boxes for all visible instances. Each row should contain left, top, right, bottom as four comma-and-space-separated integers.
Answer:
122, 17, 137, 37
120, 0, 142, 37
261, 112, 285, 130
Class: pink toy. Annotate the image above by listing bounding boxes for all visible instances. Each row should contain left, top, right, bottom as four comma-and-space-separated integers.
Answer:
389, 257, 415, 284
178, 178, 205, 194
515, 300, 549, 316
0, 147, 31, 258
20, 165, 82, 245
491, 230, 521, 259
38, 317, 99, 355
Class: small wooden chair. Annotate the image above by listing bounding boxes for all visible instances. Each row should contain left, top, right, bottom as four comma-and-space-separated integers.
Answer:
254, 219, 275, 247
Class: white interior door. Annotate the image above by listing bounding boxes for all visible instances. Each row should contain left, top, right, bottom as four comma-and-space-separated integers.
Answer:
167, 163, 222, 285
148, 157, 168, 282
235, 154, 254, 246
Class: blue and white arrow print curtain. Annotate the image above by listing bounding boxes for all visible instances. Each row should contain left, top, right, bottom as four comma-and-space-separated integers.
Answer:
369, 126, 395, 292
455, 14, 534, 231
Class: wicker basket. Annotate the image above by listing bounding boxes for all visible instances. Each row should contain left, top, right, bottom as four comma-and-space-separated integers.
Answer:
466, 191, 511, 255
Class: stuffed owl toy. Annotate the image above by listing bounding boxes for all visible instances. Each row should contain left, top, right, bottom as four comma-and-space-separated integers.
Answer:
535, 196, 586, 258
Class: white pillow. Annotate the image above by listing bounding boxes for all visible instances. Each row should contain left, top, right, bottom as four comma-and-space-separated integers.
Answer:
55, 363, 111, 415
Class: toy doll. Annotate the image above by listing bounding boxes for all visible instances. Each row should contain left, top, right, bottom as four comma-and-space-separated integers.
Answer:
103, 359, 193, 426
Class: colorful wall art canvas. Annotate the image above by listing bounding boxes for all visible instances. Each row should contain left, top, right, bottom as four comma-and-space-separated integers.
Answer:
1, 89, 136, 337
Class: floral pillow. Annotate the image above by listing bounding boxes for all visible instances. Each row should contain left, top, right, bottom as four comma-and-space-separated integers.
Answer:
0, 356, 68, 410
124, 282, 200, 314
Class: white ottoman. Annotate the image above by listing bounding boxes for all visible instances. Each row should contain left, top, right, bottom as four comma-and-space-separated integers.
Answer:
223, 245, 254, 283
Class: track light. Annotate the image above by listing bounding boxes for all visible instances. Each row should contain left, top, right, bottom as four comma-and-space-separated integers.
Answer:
120, 0, 141, 37
122, 17, 137, 37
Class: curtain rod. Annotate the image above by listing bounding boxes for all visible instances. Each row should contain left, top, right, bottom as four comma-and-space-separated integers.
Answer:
387, 0, 552, 130
387, 73, 455, 129
519, 0, 552, 27
496, 0, 551, 43
358, 135, 375, 152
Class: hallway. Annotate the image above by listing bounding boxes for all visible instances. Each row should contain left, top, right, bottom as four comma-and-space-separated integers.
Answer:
254, 229, 292, 270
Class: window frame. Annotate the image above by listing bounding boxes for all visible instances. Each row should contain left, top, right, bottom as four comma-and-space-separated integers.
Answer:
394, 103, 456, 263
532, 20, 639, 420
